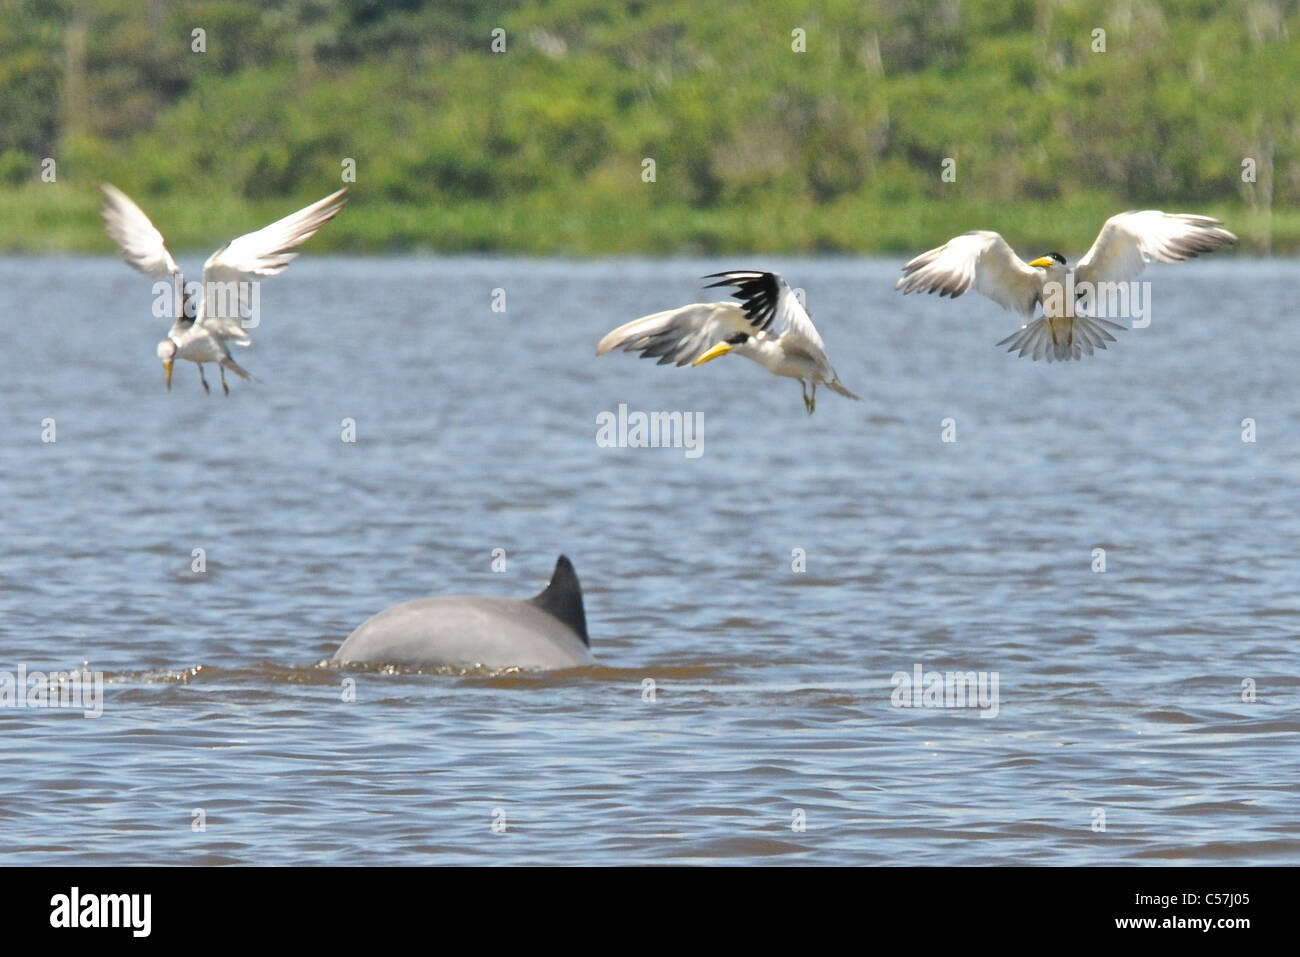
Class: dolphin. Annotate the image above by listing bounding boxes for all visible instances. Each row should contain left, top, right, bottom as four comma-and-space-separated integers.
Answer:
332, 555, 595, 671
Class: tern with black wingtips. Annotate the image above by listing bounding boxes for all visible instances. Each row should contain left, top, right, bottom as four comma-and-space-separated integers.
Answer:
597, 270, 860, 413
896, 211, 1237, 361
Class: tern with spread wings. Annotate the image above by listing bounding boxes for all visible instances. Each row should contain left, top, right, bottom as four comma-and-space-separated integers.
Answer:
597, 270, 860, 413
896, 211, 1236, 361
101, 184, 348, 393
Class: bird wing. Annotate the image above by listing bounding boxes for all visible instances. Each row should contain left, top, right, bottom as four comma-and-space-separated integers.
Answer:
199, 188, 348, 324
1074, 210, 1237, 286
100, 183, 181, 280
701, 270, 830, 357
596, 302, 755, 366
197, 315, 253, 345
896, 231, 1042, 317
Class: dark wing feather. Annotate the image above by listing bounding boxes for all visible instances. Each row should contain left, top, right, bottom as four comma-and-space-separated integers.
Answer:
702, 270, 784, 333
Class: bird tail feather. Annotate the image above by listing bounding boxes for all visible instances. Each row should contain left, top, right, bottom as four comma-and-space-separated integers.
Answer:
220, 356, 256, 381
826, 377, 862, 400
996, 315, 1125, 362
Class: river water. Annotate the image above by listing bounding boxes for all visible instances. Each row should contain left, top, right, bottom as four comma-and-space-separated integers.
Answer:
0, 256, 1295, 864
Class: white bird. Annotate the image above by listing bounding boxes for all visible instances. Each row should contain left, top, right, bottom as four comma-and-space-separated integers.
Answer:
597, 270, 860, 413
101, 184, 348, 393
896, 210, 1237, 361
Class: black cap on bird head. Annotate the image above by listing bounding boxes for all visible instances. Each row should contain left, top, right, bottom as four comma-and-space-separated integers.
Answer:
1028, 252, 1067, 268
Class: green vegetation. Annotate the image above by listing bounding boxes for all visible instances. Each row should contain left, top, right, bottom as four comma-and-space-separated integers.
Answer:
1, 0, 1297, 254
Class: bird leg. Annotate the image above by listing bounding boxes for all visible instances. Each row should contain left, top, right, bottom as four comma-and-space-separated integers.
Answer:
197, 364, 211, 394
800, 381, 815, 414
220, 364, 230, 396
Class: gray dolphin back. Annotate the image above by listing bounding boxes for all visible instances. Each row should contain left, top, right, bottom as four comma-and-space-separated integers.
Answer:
332, 554, 594, 671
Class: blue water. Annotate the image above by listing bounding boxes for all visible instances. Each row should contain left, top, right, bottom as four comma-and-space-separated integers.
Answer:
0, 256, 1296, 863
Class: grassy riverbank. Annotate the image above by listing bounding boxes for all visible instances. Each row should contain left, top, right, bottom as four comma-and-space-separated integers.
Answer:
1, 0, 1296, 255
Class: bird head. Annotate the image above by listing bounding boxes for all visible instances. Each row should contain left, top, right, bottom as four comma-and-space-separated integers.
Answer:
156, 339, 177, 391
693, 332, 752, 366
1028, 252, 1067, 270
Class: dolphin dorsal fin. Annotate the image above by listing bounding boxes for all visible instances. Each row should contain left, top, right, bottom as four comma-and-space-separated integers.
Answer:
530, 555, 589, 646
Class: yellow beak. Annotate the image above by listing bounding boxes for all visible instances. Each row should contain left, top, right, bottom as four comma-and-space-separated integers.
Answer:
164, 359, 173, 391
1027, 256, 1057, 268
693, 341, 733, 366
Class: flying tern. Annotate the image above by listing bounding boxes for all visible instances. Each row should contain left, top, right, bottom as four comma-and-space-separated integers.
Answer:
896, 210, 1236, 361
101, 184, 348, 393
597, 270, 860, 413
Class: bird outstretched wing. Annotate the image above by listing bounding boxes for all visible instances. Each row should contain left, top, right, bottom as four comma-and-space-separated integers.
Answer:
896, 231, 1042, 317
199, 189, 348, 324
596, 301, 755, 366
1074, 211, 1237, 286
101, 183, 190, 334
100, 184, 182, 281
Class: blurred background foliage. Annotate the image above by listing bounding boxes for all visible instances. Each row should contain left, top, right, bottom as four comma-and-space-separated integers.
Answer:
0, 0, 1296, 253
